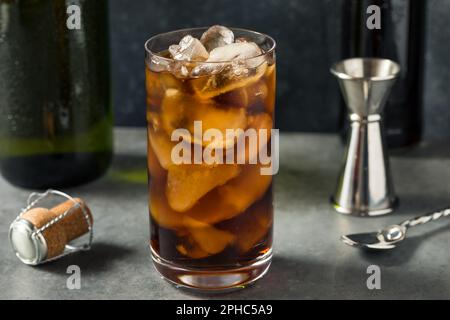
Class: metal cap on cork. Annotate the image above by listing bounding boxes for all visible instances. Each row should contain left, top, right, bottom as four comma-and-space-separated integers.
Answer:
9, 197, 93, 265
9, 217, 49, 265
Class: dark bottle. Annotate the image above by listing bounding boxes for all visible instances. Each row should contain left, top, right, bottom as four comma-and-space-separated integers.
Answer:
340, 0, 426, 148
0, 0, 113, 188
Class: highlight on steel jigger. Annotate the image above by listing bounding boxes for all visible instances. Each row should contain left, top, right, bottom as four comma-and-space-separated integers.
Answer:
330, 58, 401, 217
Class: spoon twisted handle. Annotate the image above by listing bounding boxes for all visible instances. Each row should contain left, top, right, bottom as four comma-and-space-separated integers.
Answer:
400, 208, 450, 229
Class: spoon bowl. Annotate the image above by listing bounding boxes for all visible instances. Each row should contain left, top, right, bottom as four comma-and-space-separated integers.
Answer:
341, 208, 450, 251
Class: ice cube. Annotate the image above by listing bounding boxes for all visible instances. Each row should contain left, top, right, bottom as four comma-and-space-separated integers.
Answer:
182, 188, 238, 225
149, 179, 185, 229
225, 195, 273, 254
207, 42, 262, 63
175, 220, 236, 259
160, 88, 247, 149
190, 42, 266, 98
189, 63, 223, 78
245, 80, 269, 113
190, 41, 264, 78
176, 242, 210, 259
200, 25, 234, 52
148, 128, 176, 169
184, 162, 273, 224
168, 62, 191, 78
147, 135, 167, 180
145, 67, 181, 107
148, 54, 171, 73
146, 110, 161, 132
214, 88, 249, 108
189, 104, 247, 145
149, 179, 234, 257
151, 178, 224, 230
217, 163, 272, 214
160, 88, 186, 136
150, 179, 232, 233
166, 164, 241, 212
244, 113, 273, 163
150, 162, 272, 230
169, 35, 209, 61
191, 61, 267, 99
188, 104, 247, 150
186, 220, 235, 255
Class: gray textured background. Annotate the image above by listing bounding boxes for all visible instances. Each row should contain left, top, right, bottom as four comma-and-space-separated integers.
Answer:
110, 0, 450, 140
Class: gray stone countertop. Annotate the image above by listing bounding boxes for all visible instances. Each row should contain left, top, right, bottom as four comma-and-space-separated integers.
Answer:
1, 128, 449, 299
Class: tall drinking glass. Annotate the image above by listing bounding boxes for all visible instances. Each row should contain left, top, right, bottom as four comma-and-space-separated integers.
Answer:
145, 28, 276, 291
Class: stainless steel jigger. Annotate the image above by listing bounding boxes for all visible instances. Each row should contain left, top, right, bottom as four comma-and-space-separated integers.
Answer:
331, 58, 401, 216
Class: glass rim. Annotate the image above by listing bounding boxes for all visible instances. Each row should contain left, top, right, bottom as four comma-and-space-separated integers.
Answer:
144, 27, 276, 65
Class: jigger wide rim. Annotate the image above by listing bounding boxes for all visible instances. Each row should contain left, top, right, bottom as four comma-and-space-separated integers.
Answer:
330, 57, 401, 82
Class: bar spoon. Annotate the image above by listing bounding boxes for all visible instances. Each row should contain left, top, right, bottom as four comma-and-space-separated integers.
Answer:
341, 208, 450, 250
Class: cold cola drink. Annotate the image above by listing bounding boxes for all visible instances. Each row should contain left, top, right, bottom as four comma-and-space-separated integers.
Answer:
145, 27, 276, 291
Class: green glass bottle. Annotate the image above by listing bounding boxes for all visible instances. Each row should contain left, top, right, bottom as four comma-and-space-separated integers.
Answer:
0, 0, 113, 188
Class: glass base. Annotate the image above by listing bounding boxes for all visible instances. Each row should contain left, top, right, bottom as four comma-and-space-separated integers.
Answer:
151, 247, 272, 293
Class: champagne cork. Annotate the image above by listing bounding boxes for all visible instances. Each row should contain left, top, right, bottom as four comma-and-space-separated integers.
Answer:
20, 207, 67, 260
9, 197, 93, 265
48, 198, 93, 241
